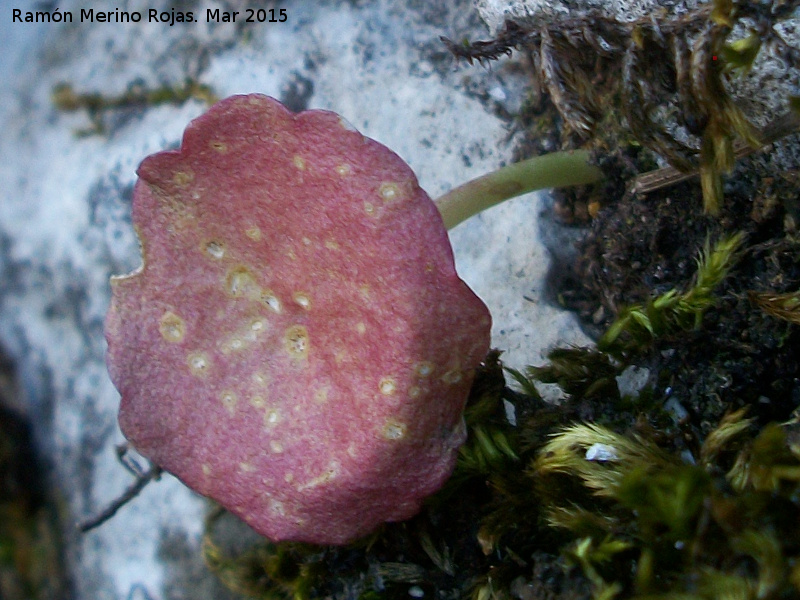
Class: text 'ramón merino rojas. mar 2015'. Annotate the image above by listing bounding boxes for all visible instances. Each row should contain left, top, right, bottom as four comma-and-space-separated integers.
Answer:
11, 7, 288, 25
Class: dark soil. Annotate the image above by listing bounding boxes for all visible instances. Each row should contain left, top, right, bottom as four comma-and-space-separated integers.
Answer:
551, 144, 800, 434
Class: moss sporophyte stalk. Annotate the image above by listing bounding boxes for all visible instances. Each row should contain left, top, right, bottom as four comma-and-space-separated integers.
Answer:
434, 150, 603, 229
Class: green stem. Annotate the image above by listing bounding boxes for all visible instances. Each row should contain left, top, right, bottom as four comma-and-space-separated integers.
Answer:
435, 149, 604, 229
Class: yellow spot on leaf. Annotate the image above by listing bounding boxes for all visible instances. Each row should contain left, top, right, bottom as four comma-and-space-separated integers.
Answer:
221, 336, 244, 354
225, 266, 259, 298
269, 499, 286, 516
293, 155, 306, 170
264, 409, 280, 426
202, 464, 211, 476
356, 322, 366, 335
383, 420, 407, 440
204, 240, 225, 259
379, 182, 399, 202
210, 140, 228, 153
260, 290, 282, 313
442, 369, 463, 385
363, 202, 376, 217
270, 440, 284, 454
379, 377, 397, 395
324, 240, 340, 251
159, 311, 185, 343
284, 325, 309, 359
335, 164, 351, 176
409, 386, 421, 398
298, 463, 339, 491
173, 170, 194, 187
314, 387, 329, 404
239, 462, 256, 473
293, 292, 311, 310
187, 352, 210, 376
220, 391, 238, 416
250, 396, 266, 409
415, 362, 434, 377
245, 226, 262, 241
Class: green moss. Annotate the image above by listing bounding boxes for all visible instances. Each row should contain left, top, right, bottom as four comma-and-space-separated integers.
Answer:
598, 232, 746, 355
203, 510, 327, 600
52, 79, 217, 135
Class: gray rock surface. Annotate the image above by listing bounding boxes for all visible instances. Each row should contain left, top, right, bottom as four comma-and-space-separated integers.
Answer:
0, 1, 589, 598
474, 0, 689, 32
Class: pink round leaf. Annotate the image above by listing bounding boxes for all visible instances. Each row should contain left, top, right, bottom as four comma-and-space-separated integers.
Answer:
105, 94, 491, 544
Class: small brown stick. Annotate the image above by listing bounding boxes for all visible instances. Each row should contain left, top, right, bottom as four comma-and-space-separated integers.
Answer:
631, 111, 800, 196
77, 464, 163, 533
